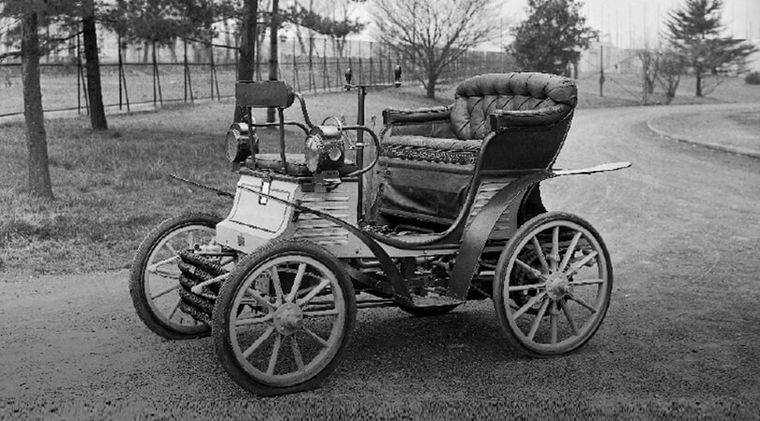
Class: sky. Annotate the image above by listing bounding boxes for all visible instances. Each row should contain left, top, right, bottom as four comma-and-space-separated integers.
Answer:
505, 0, 760, 49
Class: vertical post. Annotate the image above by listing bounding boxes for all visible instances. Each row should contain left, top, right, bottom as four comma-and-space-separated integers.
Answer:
118, 32, 123, 110
293, 40, 300, 91
120, 43, 130, 112
267, 0, 280, 123
152, 41, 157, 106
209, 43, 215, 100
308, 35, 314, 92
183, 40, 188, 102
599, 45, 605, 97
76, 32, 81, 114
152, 41, 163, 106
336, 56, 341, 91
355, 86, 366, 222
369, 42, 373, 84
323, 38, 328, 91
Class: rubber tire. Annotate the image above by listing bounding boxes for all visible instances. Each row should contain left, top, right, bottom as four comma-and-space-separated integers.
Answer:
129, 213, 221, 340
212, 239, 357, 396
493, 211, 613, 358
398, 304, 460, 317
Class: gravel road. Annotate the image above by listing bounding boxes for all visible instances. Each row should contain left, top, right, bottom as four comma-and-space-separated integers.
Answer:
1, 103, 759, 420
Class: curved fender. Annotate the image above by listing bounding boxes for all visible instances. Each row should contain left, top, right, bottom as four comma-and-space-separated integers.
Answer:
447, 161, 631, 299
448, 171, 555, 299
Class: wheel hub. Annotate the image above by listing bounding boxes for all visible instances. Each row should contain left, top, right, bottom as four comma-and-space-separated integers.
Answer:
546, 273, 572, 301
273, 303, 303, 336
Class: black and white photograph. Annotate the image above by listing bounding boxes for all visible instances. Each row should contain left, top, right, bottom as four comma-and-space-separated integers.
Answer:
1, 0, 758, 419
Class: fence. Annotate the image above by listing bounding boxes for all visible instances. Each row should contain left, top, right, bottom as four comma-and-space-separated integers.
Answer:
0, 31, 512, 118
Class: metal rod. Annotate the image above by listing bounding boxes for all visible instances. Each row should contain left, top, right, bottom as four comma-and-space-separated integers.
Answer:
278, 107, 287, 174
356, 86, 366, 222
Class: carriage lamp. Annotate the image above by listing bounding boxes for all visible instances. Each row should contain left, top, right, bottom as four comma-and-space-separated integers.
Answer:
304, 125, 345, 174
225, 122, 252, 163
394, 65, 402, 87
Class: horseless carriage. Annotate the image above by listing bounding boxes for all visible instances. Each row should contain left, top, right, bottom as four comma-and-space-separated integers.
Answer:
129, 70, 630, 395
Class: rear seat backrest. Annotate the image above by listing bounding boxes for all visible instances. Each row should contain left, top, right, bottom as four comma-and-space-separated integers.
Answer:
450, 73, 578, 140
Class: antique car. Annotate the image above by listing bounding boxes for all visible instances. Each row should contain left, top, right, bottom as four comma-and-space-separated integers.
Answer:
129, 70, 630, 396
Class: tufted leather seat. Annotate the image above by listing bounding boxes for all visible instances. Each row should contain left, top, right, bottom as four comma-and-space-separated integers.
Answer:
450, 73, 577, 139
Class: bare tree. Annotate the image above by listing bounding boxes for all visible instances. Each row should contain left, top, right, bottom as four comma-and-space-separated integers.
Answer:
656, 50, 685, 104
638, 48, 659, 105
374, 0, 500, 98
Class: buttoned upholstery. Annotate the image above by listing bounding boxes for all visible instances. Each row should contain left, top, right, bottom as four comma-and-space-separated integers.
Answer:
450, 73, 577, 139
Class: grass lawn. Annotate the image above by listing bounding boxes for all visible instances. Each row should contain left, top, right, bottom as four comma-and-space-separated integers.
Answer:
2, 73, 758, 278
0, 87, 447, 277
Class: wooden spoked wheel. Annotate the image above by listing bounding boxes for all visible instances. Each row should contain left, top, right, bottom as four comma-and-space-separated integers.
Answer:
213, 240, 356, 395
494, 212, 612, 357
129, 213, 224, 339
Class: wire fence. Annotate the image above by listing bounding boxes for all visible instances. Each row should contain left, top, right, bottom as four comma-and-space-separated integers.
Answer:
0, 32, 513, 118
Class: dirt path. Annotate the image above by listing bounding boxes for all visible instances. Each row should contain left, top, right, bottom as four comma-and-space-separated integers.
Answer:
2, 104, 759, 420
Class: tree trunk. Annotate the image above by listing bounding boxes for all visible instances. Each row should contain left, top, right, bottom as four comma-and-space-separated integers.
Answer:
82, 4, 108, 131
425, 74, 437, 98
234, 0, 258, 121
266, 0, 279, 123
22, 12, 54, 200
695, 70, 703, 97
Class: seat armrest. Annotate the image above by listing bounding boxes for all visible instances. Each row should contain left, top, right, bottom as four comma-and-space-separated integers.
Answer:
488, 104, 572, 131
383, 106, 451, 125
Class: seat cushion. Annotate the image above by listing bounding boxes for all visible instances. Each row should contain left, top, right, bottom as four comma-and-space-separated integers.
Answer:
381, 135, 482, 165
254, 153, 356, 176
451, 73, 577, 139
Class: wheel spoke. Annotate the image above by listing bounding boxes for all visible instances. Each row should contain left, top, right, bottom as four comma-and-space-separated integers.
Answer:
564, 251, 599, 277
527, 298, 550, 340
270, 266, 285, 304
302, 326, 329, 348
512, 291, 547, 319
569, 278, 605, 287
235, 313, 273, 326
267, 334, 282, 375
302, 308, 339, 318
550, 226, 559, 272
245, 288, 277, 311
297, 278, 331, 307
153, 269, 180, 280
515, 259, 544, 279
187, 232, 195, 248
291, 336, 305, 371
559, 232, 583, 273
568, 295, 597, 314
286, 263, 307, 302
531, 236, 550, 274
242, 325, 275, 358
550, 301, 558, 344
147, 255, 180, 273
560, 299, 579, 336
508, 282, 546, 292
165, 242, 178, 256
151, 284, 179, 300
168, 300, 180, 319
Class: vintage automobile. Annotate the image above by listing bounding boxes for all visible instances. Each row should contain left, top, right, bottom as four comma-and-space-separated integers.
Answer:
129, 70, 630, 396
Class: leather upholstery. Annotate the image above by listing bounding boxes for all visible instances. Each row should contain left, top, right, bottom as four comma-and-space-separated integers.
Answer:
451, 73, 577, 139
381, 136, 481, 165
